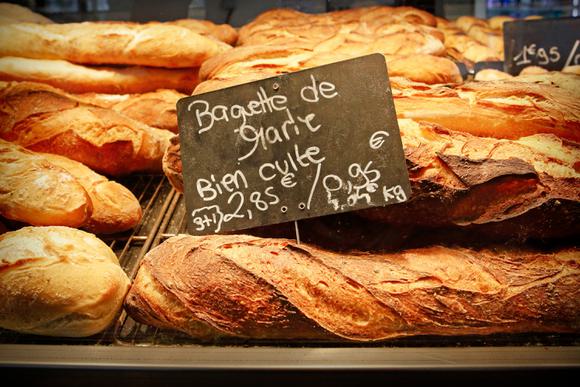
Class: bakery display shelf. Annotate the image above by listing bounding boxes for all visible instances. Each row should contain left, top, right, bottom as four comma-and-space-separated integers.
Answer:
1, 177, 579, 371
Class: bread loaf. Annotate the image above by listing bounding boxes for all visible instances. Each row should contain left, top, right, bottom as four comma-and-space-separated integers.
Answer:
125, 234, 580, 341
0, 57, 199, 94
0, 22, 231, 68
0, 81, 172, 175
0, 140, 142, 233
0, 226, 130, 337
0, 3, 52, 25
162, 119, 579, 241
78, 89, 184, 133
394, 80, 580, 141
0, 139, 92, 228
238, 6, 437, 45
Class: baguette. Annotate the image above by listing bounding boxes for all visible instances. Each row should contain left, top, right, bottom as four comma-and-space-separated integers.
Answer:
0, 57, 199, 94
0, 81, 172, 175
196, 45, 460, 92
0, 22, 231, 68
394, 80, 580, 141
0, 140, 142, 233
0, 139, 91, 228
0, 226, 130, 337
0, 3, 52, 25
238, 6, 437, 45
125, 234, 580, 341
162, 119, 579, 241
77, 89, 184, 132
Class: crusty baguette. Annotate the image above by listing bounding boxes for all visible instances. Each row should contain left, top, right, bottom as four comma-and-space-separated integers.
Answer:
0, 139, 142, 233
125, 234, 580, 341
77, 89, 184, 133
41, 153, 142, 234
0, 57, 199, 94
0, 22, 231, 68
0, 3, 52, 25
238, 6, 437, 45
0, 226, 130, 337
394, 80, 580, 142
0, 81, 172, 175
0, 139, 92, 228
195, 45, 460, 93
162, 119, 579, 242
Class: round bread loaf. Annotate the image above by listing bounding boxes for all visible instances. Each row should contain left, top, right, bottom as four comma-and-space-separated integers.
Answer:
0, 226, 130, 337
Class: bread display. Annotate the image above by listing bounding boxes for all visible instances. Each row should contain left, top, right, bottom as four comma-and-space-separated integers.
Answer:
78, 89, 184, 133
0, 2, 53, 25
0, 2, 578, 348
0, 140, 142, 233
0, 139, 92, 228
0, 22, 231, 68
0, 81, 172, 175
0, 226, 130, 337
125, 234, 580, 341
0, 57, 198, 94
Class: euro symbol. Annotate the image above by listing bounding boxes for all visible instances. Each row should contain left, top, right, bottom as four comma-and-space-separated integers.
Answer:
369, 131, 390, 150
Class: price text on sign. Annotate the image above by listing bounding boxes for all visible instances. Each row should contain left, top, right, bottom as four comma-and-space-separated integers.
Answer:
177, 54, 411, 235
504, 18, 580, 75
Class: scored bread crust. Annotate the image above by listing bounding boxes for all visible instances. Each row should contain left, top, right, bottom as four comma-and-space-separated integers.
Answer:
0, 57, 199, 94
77, 89, 185, 133
0, 81, 172, 176
0, 139, 92, 228
238, 6, 437, 45
0, 226, 130, 337
125, 234, 580, 341
0, 139, 142, 233
394, 79, 580, 142
0, 22, 231, 68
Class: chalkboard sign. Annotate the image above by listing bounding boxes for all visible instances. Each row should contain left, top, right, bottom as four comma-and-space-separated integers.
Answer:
177, 54, 411, 235
504, 18, 580, 75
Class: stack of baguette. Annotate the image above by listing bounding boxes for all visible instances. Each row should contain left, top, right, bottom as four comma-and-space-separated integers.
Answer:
141, 7, 580, 342
0, 3, 235, 94
194, 6, 463, 92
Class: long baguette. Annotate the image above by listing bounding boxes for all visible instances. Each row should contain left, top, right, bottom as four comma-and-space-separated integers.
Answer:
0, 57, 199, 94
394, 79, 580, 142
0, 139, 142, 233
125, 234, 580, 341
0, 22, 231, 68
0, 81, 172, 175
162, 119, 579, 241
